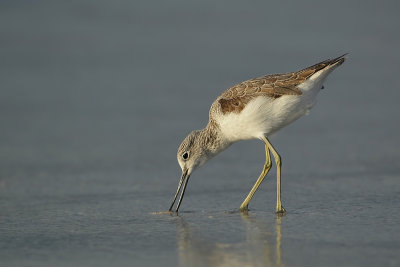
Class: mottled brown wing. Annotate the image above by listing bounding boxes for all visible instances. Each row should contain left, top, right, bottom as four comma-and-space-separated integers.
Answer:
218, 73, 303, 114
218, 54, 347, 114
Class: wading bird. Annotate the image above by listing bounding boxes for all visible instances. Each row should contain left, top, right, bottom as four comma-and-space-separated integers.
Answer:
169, 54, 346, 213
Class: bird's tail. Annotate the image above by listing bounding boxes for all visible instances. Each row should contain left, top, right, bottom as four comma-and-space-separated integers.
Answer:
296, 54, 347, 92
302, 54, 347, 74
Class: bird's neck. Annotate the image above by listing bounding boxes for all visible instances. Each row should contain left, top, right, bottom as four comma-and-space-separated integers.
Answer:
200, 120, 232, 156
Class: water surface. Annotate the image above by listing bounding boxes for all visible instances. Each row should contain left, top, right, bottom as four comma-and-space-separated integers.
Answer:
1, 1, 399, 266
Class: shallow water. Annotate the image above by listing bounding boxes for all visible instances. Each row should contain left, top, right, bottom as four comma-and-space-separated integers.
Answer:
1, 1, 400, 266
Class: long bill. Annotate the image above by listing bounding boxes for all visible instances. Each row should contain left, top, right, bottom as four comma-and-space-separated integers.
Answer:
169, 169, 190, 212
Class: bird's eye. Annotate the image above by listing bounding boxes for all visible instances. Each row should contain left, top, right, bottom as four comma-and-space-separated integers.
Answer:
182, 152, 189, 160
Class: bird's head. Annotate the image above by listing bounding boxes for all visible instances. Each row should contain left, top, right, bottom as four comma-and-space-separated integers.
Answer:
177, 130, 210, 176
169, 130, 210, 212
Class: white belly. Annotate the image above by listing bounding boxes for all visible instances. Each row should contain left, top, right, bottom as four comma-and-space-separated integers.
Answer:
215, 60, 338, 142
217, 89, 320, 142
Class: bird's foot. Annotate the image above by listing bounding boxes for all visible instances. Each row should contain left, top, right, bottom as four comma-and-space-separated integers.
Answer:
239, 205, 249, 213
276, 206, 286, 214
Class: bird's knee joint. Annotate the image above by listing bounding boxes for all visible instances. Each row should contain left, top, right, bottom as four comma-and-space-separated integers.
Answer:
275, 156, 282, 167
265, 161, 272, 169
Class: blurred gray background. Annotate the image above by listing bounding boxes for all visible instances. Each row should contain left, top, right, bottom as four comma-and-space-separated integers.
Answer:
1, 1, 399, 267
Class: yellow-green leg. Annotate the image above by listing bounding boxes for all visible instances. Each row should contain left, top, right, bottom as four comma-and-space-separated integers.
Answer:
263, 137, 286, 214
239, 142, 272, 211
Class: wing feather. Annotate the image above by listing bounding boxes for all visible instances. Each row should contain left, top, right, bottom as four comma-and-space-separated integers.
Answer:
217, 54, 346, 114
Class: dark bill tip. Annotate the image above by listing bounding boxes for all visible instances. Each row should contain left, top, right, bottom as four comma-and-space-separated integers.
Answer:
175, 174, 190, 212
169, 169, 188, 212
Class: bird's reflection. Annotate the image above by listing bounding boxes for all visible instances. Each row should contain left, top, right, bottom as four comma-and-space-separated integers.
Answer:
174, 212, 284, 267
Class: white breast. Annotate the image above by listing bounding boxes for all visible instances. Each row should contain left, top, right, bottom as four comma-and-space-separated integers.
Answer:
217, 85, 322, 142
215, 61, 341, 143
